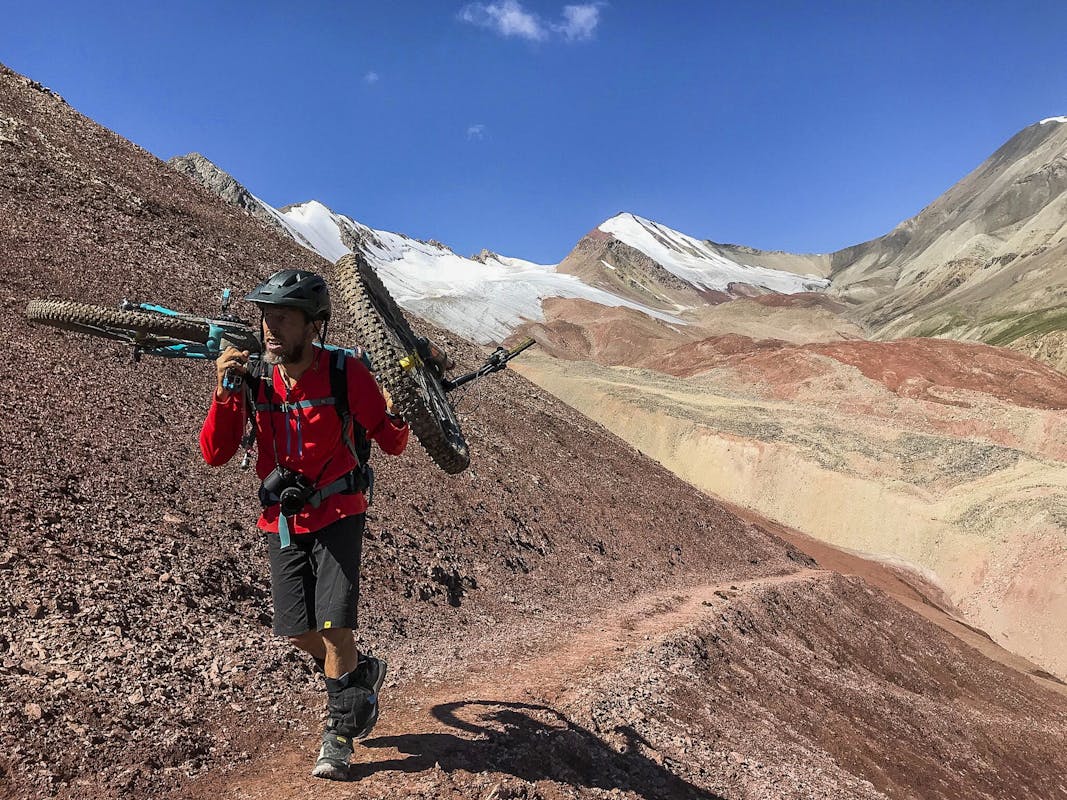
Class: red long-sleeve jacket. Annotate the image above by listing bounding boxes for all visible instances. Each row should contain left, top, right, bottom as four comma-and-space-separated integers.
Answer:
200, 347, 408, 535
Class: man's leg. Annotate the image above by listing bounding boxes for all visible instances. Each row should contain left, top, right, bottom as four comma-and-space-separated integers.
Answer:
309, 515, 386, 780
321, 626, 357, 678
288, 629, 372, 679
319, 630, 386, 741
289, 630, 325, 659
269, 534, 362, 677
267, 533, 317, 642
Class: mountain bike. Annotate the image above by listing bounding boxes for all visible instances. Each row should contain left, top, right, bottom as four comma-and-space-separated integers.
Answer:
25, 252, 534, 474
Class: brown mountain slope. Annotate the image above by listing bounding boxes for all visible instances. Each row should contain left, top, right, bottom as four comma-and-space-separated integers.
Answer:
829, 119, 1067, 366
3, 62, 1067, 800
642, 335, 1067, 410
517, 295, 865, 368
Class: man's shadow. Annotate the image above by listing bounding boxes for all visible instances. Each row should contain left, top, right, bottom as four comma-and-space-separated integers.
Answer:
355, 700, 725, 800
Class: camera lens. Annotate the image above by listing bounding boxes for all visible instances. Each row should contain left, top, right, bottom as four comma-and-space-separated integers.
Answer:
279, 486, 304, 516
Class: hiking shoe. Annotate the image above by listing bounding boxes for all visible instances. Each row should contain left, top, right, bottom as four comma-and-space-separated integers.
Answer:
311, 731, 353, 780
352, 654, 387, 739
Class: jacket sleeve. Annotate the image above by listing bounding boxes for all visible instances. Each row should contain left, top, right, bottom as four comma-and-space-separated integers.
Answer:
199, 390, 246, 466
349, 358, 409, 456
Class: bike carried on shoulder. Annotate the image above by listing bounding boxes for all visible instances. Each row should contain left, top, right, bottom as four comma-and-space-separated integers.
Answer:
25, 252, 534, 474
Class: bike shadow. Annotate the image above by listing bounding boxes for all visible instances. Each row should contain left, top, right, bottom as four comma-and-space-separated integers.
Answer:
355, 700, 725, 799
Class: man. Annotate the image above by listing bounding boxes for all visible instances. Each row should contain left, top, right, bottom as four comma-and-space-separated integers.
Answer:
199, 269, 409, 780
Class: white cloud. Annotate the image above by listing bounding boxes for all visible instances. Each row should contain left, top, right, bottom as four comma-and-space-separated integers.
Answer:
363, 71, 380, 84
458, 1, 604, 42
554, 4, 603, 41
459, 1, 546, 41
467, 123, 487, 140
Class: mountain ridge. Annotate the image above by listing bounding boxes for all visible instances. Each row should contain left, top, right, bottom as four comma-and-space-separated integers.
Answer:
827, 117, 1067, 364
170, 114, 1067, 368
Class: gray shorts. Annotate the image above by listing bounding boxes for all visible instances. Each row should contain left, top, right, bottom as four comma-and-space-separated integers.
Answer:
266, 514, 365, 636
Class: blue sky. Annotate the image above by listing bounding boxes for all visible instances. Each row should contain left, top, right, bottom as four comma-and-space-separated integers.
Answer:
5, 1, 1067, 263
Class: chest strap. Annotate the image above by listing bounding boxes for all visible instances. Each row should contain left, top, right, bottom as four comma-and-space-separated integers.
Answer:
256, 395, 337, 457
254, 397, 336, 413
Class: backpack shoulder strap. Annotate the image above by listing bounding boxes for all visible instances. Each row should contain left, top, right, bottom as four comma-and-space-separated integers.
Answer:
243, 359, 270, 415
328, 348, 372, 469
237, 360, 270, 468
328, 346, 375, 419
329, 348, 350, 424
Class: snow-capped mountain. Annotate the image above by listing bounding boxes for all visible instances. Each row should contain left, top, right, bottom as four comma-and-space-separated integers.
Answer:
171, 114, 1067, 368
169, 154, 685, 342
171, 155, 825, 343
555, 213, 829, 311
599, 213, 829, 296
270, 199, 685, 343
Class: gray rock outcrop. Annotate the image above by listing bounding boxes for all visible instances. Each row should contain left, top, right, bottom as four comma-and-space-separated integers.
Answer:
168, 152, 305, 244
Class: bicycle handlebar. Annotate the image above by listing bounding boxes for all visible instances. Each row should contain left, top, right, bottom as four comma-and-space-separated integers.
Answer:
443, 338, 536, 392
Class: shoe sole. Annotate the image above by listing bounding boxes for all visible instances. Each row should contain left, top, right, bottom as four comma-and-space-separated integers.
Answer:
311, 760, 351, 781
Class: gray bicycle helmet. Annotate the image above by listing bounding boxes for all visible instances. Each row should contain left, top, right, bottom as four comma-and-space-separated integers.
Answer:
244, 269, 331, 321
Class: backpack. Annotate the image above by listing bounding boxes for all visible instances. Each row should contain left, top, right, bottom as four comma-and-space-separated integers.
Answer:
240, 347, 374, 498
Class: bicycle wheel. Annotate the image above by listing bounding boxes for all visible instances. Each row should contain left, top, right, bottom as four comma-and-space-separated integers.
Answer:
26, 300, 211, 345
334, 252, 470, 474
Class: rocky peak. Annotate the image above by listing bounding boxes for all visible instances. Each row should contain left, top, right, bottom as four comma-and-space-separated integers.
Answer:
421, 238, 454, 253
337, 217, 386, 254
169, 153, 302, 243
169, 153, 258, 212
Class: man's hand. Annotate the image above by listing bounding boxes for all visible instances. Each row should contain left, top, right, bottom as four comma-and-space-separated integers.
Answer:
381, 385, 395, 415
215, 346, 250, 400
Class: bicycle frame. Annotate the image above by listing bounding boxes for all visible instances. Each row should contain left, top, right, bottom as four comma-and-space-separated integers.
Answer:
121, 299, 261, 362
120, 299, 363, 369
443, 338, 535, 392
118, 298, 535, 392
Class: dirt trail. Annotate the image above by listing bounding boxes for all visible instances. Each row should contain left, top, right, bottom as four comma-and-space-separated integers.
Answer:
182, 569, 824, 800
723, 503, 1067, 697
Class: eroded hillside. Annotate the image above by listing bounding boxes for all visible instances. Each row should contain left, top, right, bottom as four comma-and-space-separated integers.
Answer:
513, 339, 1067, 679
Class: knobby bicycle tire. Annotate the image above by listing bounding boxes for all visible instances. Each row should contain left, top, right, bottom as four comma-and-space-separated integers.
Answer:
334, 253, 471, 474
26, 300, 211, 345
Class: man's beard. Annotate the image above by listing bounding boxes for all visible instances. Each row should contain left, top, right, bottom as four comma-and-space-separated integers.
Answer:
263, 338, 308, 365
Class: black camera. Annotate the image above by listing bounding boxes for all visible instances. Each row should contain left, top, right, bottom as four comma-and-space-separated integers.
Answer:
259, 466, 315, 516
